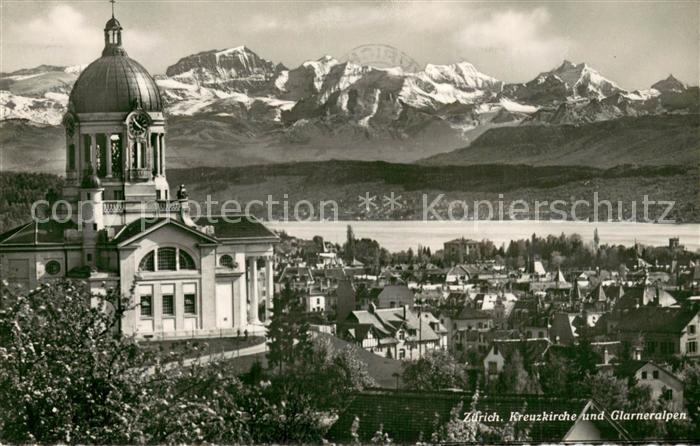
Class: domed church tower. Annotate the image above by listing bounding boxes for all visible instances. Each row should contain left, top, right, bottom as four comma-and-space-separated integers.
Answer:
62, 7, 169, 217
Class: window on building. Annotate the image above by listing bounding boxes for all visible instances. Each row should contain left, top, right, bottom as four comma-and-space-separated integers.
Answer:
184, 283, 197, 314
139, 251, 155, 271
113, 190, 124, 200
45, 260, 61, 275
158, 248, 177, 271
220, 254, 235, 268
178, 250, 196, 270
398, 330, 405, 341
139, 248, 196, 272
665, 389, 673, 400
690, 325, 696, 335
488, 361, 498, 375
641, 371, 647, 379
399, 349, 406, 359
162, 284, 175, 316
316, 298, 321, 305
653, 370, 660, 379
688, 341, 697, 354
140, 286, 153, 317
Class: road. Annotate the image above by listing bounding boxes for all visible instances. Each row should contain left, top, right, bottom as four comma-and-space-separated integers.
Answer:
142, 339, 267, 375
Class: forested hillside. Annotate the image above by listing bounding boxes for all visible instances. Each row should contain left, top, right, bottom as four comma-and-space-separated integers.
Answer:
0, 172, 63, 233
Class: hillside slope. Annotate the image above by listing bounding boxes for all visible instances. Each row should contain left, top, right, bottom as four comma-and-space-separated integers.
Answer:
421, 114, 700, 168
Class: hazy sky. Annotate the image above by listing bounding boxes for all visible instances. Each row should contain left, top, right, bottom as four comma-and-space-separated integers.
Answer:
2, 0, 698, 89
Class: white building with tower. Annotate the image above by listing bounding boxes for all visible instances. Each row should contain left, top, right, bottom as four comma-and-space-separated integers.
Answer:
0, 8, 278, 338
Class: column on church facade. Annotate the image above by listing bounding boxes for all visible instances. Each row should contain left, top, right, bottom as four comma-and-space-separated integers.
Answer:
265, 256, 274, 320
159, 134, 165, 177
153, 133, 160, 175
248, 256, 260, 324
90, 133, 97, 171
106, 133, 113, 178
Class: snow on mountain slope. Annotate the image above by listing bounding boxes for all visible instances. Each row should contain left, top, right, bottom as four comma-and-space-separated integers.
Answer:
422, 62, 502, 91
0, 91, 67, 125
275, 55, 339, 101
0, 65, 80, 97
165, 46, 284, 94
503, 60, 624, 104
2, 48, 697, 171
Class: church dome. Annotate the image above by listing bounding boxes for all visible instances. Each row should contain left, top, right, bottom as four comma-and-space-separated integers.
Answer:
68, 16, 162, 114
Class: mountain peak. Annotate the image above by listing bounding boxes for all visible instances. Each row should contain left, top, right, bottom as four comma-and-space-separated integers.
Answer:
651, 74, 686, 93
422, 61, 502, 91
164, 45, 281, 90
559, 59, 577, 69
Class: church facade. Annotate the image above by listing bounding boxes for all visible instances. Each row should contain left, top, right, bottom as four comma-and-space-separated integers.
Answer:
0, 12, 278, 338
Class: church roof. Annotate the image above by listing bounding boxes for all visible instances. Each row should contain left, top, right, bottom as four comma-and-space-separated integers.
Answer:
0, 219, 78, 247
68, 14, 162, 114
111, 217, 219, 246
69, 55, 162, 114
194, 215, 278, 241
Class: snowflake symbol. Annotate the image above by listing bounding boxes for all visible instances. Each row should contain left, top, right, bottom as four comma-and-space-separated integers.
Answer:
358, 192, 378, 212
383, 192, 404, 211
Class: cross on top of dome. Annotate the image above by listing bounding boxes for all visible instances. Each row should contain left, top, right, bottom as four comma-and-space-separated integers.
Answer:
103, 0, 125, 56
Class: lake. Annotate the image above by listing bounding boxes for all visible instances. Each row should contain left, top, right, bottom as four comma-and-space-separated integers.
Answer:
268, 220, 700, 252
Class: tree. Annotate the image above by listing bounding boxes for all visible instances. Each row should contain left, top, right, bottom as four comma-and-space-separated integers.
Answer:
266, 284, 313, 372
0, 280, 251, 444
494, 351, 541, 394
0, 280, 146, 443
432, 388, 531, 443
401, 349, 467, 391
345, 225, 356, 262
680, 362, 700, 429
593, 228, 600, 250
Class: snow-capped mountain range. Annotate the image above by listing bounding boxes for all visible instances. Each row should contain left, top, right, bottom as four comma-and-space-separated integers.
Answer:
1, 46, 697, 171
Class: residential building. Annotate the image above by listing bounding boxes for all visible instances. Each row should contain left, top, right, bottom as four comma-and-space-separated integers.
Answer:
616, 361, 685, 410
617, 307, 700, 360
483, 338, 551, 378
444, 237, 479, 262
377, 284, 414, 308
339, 304, 447, 360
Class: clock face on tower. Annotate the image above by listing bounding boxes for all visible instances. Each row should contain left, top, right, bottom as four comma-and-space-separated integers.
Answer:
128, 112, 150, 137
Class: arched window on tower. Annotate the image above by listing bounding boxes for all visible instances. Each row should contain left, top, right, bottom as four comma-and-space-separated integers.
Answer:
132, 142, 139, 169
96, 134, 108, 177
68, 144, 76, 170
140, 141, 147, 169
111, 135, 122, 178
